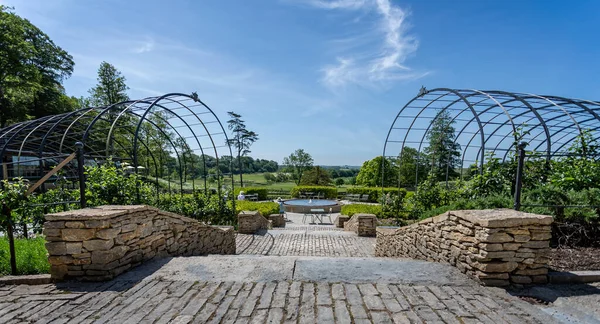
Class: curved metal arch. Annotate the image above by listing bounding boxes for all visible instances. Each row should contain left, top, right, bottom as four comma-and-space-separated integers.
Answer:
383, 87, 600, 192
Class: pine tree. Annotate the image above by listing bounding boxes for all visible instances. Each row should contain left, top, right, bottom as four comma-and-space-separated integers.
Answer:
425, 109, 461, 181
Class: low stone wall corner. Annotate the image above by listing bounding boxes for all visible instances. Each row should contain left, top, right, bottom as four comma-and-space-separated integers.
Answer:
375, 209, 553, 287
44, 205, 236, 281
237, 210, 271, 234
344, 213, 377, 237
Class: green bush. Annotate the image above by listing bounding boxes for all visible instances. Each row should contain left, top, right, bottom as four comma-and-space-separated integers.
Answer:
290, 186, 338, 199
233, 201, 279, 216
0, 236, 49, 275
234, 187, 269, 201
341, 204, 382, 217
157, 193, 234, 225
346, 187, 407, 203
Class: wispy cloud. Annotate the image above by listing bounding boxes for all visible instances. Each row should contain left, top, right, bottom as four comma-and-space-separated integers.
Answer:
306, 0, 427, 89
133, 37, 155, 53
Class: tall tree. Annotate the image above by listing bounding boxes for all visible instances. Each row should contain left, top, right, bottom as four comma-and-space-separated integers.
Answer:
355, 156, 397, 187
283, 149, 314, 185
300, 166, 332, 186
425, 109, 461, 181
0, 5, 74, 127
88, 62, 129, 106
397, 147, 429, 187
226, 112, 258, 187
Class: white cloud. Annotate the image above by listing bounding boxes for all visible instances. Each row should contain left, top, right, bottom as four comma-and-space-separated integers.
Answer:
133, 37, 155, 53
307, 0, 427, 88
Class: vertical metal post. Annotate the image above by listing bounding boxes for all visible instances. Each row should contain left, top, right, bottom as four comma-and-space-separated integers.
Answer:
2, 204, 17, 275
513, 142, 528, 211
75, 142, 86, 208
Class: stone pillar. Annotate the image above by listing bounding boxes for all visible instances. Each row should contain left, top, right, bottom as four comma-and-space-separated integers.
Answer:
268, 214, 286, 228
335, 215, 350, 228
357, 214, 377, 237
237, 211, 271, 234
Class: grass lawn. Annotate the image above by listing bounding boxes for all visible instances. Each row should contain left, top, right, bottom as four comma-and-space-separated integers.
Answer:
160, 172, 360, 194
0, 236, 49, 276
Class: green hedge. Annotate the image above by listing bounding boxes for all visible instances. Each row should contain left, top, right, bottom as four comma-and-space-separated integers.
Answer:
346, 187, 407, 203
235, 187, 269, 200
341, 204, 382, 217
290, 186, 338, 199
234, 201, 279, 216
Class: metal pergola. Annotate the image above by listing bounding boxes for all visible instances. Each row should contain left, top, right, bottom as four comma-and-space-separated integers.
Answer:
0, 92, 234, 201
383, 87, 600, 188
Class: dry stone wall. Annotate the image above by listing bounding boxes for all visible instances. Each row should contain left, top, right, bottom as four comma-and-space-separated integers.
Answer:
344, 213, 377, 237
237, 211, 271, 234
375, 209, 553, 287
44, 205, 235, 281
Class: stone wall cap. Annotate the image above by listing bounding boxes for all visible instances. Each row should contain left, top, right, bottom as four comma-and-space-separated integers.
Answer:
355, 213, 377, 218
46, 208, 127, 221
238, 210, 262, 216
450, 209, 553, 228
93, 205, 157, 213
376, 226, 399, 234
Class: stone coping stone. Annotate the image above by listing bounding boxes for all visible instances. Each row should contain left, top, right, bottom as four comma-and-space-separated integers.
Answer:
420, 209, 553, 228
355, 213, 377, 218
0, 274, 52, 285
238, 210, 261, 216
46, 205, 213, 228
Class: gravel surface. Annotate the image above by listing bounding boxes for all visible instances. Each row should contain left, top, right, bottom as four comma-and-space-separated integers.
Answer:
549, 247, 600, 271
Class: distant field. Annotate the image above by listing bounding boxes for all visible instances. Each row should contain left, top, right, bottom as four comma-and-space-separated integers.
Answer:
158, 172, 358, 194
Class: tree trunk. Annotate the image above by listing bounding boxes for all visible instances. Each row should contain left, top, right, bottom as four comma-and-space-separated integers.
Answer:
238, 152, 243, 187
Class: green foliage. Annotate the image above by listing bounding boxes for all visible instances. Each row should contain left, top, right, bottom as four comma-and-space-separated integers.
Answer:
346, 187, 407, 203
156, 193, 234, 225
335, 178, 345, 186
234, 201, 279, 216
355, 156, 397, 187
290, 186, 337, 199
300, 166, 332, 186
85, 161, 154, 207
283, 149, 314, 185
397, 147, 429, 187
0, 236, 49, 275
226, 111, 259, 187
0, 5, 75, 127
0, 178, 30, 232
424, 109, 461, 181
87, 62, 129, 106
341, 204, 382, 217
234, 187, 268, 201
550, 132, 600, 191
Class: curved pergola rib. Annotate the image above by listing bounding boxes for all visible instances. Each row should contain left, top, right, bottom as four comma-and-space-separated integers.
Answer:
383, 88, 600, 189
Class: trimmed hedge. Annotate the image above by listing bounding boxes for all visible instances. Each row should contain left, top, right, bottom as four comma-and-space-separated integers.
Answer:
290, 186, 338, 199
346, 187, 407, 203
341, 204, 382, 217
234, 201, 279, 216
234, 187, 269, 201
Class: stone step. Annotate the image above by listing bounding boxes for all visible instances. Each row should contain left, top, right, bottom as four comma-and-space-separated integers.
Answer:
116, 255, 478, 287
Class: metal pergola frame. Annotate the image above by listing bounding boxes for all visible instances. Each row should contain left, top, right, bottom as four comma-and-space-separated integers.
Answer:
0, 92, 235, 209
382, 87, 600, 189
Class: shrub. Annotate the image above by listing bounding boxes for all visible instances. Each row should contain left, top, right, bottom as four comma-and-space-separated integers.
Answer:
0, 236, 49, 275
156, 193, 234, 225
341, 204, 382, 217
234, 201, 279, 216
290, 186, 338, 199
234, 187, 268, 201
346, 187, 407, 203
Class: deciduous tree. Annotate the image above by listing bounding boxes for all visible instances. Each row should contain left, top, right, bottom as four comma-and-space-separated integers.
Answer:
283, 149, 314, 185
425, 109, 461, 181
0, 6, 75, 127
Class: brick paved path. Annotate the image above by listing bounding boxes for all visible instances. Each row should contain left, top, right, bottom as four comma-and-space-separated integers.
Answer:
235, 231, 375, 257
0, 279, 552, 323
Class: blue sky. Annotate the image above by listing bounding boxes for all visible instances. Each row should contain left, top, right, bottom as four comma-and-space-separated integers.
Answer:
3, 0, 600, 165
